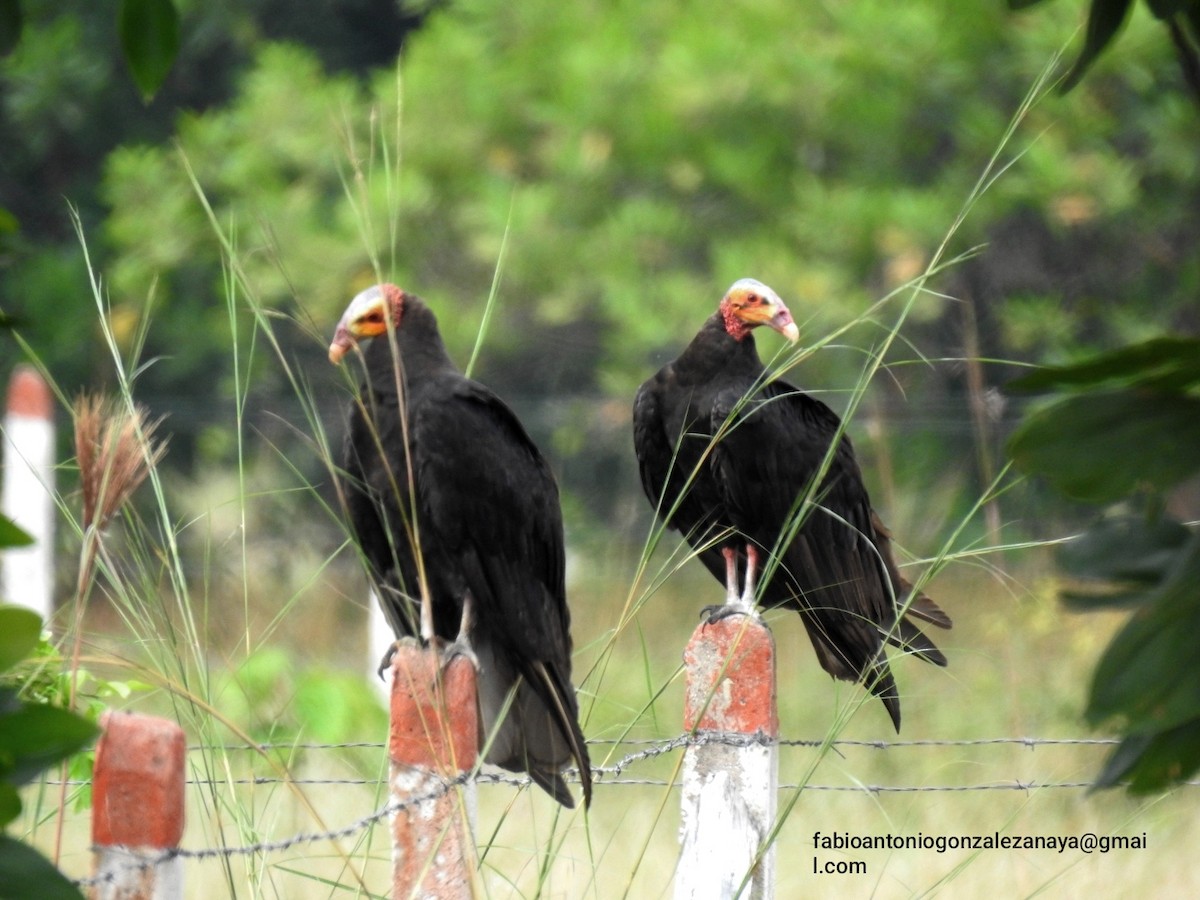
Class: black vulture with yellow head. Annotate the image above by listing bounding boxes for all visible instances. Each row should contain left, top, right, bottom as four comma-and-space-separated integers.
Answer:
330, 284, 591, 807
632, 278, 950, 730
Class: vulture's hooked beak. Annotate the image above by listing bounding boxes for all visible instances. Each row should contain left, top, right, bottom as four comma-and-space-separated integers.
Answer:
328, 324, 356, 364
769, 307, 799, 343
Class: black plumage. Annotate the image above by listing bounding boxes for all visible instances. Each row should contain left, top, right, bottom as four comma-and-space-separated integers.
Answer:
633, 278, 950, 730
329, 284, 591, 807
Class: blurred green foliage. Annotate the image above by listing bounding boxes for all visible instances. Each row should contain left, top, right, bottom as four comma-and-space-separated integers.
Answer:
1, 0, 180, 99
2, 4, 1196, 509
0, 600, 96, 900
1009, 338, 1200, 791
1, 1, 1193, 549
216, 646, 387, 745
1009, 0, 1200, 97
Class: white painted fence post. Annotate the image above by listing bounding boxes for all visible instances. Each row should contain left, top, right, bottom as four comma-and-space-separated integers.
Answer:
389, 640, 478, 899
2, 365, 55, 619
676, 615, 778, 900
91, 711, 186, 900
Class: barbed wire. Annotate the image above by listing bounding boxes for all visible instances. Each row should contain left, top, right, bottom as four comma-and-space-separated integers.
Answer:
75, 772, 472, 889
49, 734, 1138, 792
184, 734, 1122, 754
66, 731, 1196, 889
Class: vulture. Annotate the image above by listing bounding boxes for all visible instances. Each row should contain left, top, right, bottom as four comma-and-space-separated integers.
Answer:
632, 278, 951, 730
329, 284, 591, 807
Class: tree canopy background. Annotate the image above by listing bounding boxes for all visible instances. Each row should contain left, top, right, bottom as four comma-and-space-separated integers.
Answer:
2, 0, 1197, 595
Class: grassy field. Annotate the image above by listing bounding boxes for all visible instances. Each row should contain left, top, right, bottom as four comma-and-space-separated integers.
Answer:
22, 524, 1199, 899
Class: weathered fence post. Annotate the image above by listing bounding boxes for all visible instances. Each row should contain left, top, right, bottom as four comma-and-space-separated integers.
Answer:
91, 711, 186, 900
676, 615, 778, 900
389, 641, 478, 899
2, 365, 55, 620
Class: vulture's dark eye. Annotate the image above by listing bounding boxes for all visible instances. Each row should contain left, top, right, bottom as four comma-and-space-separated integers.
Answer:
746, 294, 759, 305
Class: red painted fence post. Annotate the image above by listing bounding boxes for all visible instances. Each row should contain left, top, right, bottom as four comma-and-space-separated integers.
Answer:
90, 711, 186, 900
676, 615, 779, 900
389, 641, 479, 899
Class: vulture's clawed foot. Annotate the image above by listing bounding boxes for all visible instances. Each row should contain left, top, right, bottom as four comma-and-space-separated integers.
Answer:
376, 641, 401, 680
438, 591, 480, 671
376, 635, 437, 679
439, 635, 480, 672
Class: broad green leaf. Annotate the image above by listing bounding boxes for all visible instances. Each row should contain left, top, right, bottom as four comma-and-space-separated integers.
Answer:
0, 0, 19, 57
1008, 337, 1200, 394
0, 782, 18, 828
0, 834, 84, 900
1058, 514, 1191, 608
1086, 534, 1200, 732
1007, 0, 1054, 8
1092, 719, 1200, 793
1145, 0, 1194, 18
0, 607, 41, 674
0, 705, 98, 786
1060, 586, 1159, 610
1008, 390, 1200, 503
118, 0, 180, 100
0, 515, 33, 550
1060, 0, 1135, 93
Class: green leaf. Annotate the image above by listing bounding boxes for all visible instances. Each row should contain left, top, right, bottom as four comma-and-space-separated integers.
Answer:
0, 834, 84, 900
1086, 534, 1200, 732
1060, 0, 1135, 93
1008, 337, 1200, 393
1008, 390, 1200, 503
0, 0, 20, 57
1092, 719, 1200, 793
0, 782, 19, 828
0, 607, 42, 674
67, 752, 94, 813
1006, 0, 1055, 8
118, 0, 180, 100
1058, 514, 1192, 608
0, 515, 34, 550
0, 705, 98, 785
1145, 0, 1194, 19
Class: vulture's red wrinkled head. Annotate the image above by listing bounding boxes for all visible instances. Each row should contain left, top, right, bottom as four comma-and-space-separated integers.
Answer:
329, 284, 406, 364
719, 278, 799, 343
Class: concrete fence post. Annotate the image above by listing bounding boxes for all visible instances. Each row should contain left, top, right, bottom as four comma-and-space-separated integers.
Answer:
389, 641, 479, 899
676, 615, 779, 900
2, 364, 55, 620
91, 711, 186, 900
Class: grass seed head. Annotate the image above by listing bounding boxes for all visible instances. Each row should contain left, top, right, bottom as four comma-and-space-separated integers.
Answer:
73, 393, 167, 530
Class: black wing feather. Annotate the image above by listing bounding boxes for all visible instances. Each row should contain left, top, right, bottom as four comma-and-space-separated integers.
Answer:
407, 379, 591, 806
711, 381, 946, 731
341, 318, 590, 807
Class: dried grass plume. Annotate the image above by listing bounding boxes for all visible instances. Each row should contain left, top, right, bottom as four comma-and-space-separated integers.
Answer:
73, 393, 167, 530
